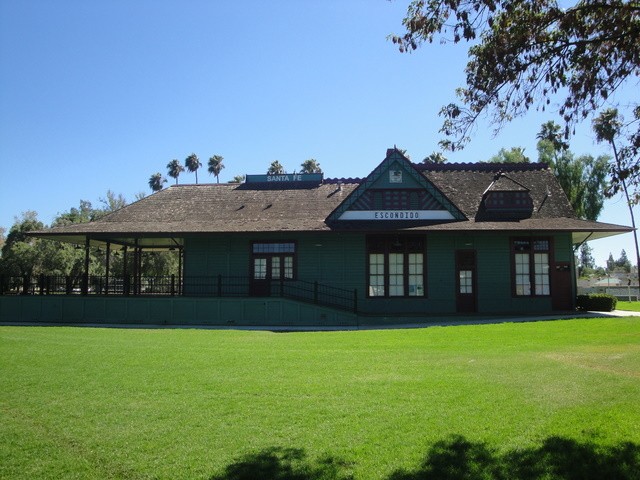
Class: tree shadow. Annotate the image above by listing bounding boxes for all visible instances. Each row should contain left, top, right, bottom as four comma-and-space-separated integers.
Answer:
209, 446, 354, 480
388, 435, 640, 480
210, 437, 639, 480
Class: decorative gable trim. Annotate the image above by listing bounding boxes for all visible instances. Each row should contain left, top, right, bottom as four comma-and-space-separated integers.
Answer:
326, 148, 466, 224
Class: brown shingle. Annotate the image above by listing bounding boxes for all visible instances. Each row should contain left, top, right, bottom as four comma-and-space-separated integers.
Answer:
421, 164, 575, 220
36, 162, 629, 239
41, 182, 359, 235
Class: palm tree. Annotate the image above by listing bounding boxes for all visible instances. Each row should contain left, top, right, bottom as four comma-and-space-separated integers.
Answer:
487, 147, 529, 163
422, 152, 448, 164
185, 153, 202, 184
593, 108, 640, 286
229, 175, 245, 184
300, 159, 322, 174
166, 159, 184, 185
207, 155, 225, 183
267, 160, 285, 175
148, 173, 166, 192
536, 120, 569, 152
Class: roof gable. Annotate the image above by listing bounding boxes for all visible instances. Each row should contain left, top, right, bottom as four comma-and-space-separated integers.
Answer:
326, 148, 466, 223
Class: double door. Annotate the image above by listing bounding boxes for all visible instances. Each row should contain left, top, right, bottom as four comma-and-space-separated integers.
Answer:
250, 254, 294, 296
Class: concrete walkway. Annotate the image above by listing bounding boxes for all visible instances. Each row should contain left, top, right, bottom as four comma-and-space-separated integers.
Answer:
355, 309, 640, 331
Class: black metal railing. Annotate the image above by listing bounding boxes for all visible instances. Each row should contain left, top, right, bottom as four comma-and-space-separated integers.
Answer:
0, 275, 357, 313
278, 279, 357, 312
182, 276, 251, 297
0, 275, 182, 296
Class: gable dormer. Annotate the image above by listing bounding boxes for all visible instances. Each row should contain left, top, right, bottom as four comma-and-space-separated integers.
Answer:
326, 148, 466, 224
479, 172, 534, 220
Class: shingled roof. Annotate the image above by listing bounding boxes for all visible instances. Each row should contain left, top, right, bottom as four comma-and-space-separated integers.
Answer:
35, 155, 631, 248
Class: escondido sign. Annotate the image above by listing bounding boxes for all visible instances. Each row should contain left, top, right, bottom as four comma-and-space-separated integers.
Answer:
338, 210, 455, 221
374, 211, 420, 219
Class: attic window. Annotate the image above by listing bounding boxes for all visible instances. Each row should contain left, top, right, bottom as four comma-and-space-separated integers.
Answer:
480, 190, 534, 221
485, 191, 532, 210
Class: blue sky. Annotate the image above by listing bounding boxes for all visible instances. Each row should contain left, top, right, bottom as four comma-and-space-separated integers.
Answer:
0, 0, 636, 266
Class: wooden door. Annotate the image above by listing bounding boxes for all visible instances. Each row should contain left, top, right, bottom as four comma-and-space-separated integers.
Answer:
551, 262, 574, 310
250, 256, 271, 296
456, 250, 477, 313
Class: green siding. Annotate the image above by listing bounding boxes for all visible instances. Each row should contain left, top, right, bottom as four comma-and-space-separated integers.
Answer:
426, 235, 456, 313
184, 236, 249, 278
0, 296, 357, 327
553, 233, 573, 262
179, 231, 575, 316
0, 231, 578, 324
297, 233, 364, 290
474, 235, 513, 313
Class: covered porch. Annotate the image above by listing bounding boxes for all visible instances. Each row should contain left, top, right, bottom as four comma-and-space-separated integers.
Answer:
2, 231, 358, 314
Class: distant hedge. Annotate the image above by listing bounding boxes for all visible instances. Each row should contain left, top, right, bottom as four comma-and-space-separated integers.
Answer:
577, 294, 618, 312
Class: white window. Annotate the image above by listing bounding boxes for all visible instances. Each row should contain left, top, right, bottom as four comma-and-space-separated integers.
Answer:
252, 242, 296, 281
367, 236, 425, 298
513, 238, 550, 296
408, 253, 424, 296
368, 253, 386, 297
459, 270, 473, 294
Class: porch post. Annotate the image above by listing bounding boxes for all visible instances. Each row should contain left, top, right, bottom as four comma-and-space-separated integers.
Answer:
178, 247, 183, 295
22, 275, 30, 295
105, 242, 111, 295
133, 239, 142, 295
82, 237, 90, 295
569, 245, 577, 310
123, 246, 129, 295
132, 240, 139, 295
137, 244, 143, 294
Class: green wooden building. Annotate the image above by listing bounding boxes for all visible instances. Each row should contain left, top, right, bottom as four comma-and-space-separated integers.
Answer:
0, 148, 632, 326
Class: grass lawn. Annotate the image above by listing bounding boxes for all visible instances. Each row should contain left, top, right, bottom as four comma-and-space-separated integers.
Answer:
1, 318, 639, 479
617, 301, 640, 312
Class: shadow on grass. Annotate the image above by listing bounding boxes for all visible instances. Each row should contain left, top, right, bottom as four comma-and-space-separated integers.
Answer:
388, 435, 640, 480
209, 446, 354, 480
210, 437, 640, 480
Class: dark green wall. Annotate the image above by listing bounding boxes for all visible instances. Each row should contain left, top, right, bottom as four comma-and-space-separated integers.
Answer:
0, 296, 358, 327
183, 231, 575, 315
0, 231, 577, 326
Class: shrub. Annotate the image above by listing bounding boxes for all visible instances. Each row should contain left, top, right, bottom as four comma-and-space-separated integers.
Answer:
577, 294, 618, 312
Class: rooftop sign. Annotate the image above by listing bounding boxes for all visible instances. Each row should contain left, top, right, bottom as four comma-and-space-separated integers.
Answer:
245, 173, 323, 184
